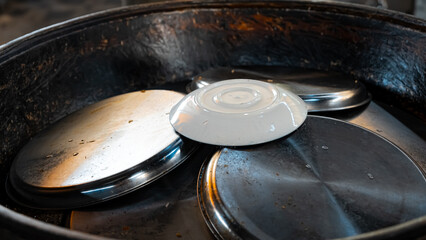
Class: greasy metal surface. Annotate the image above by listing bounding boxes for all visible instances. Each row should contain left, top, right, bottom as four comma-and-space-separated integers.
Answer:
198, 116, 426, 240
69, 144, 216, 240
187, 66, 372, 112
0, 1, 424, 239
7, 90, 199, 209
344, 102, 426, 170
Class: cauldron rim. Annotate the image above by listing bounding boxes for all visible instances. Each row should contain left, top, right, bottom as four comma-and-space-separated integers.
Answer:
0, 0, 425, 62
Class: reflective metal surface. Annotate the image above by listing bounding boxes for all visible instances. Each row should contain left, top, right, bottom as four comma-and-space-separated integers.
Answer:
187, 67, 371, 112
344, 102, 426, 167
198, 116, 426, 240
0, 1, 424, 239
69, 144, 216, 240
7, 90, 198, 209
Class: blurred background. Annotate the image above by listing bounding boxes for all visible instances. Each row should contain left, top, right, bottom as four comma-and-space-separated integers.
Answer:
0, 0, 425, 45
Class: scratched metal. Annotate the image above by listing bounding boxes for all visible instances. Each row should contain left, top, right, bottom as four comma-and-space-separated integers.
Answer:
7, 90, 199, 209
198, 116, 426, 240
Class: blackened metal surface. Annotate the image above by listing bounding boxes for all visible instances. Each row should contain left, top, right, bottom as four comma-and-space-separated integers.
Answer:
198, 116, 426, 240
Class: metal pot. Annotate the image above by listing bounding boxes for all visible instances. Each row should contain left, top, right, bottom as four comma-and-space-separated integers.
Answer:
0, 1, 425, 239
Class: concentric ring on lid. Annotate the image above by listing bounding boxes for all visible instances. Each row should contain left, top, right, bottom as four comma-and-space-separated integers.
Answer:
170, 79, 307, 146
198, 116, 426, 240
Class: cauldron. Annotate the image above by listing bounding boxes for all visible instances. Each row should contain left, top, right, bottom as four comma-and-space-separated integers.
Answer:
0, 1, 425, 239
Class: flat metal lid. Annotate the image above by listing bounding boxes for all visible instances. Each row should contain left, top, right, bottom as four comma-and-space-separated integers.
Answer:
188, 66, 371, 112
198, 116, 426, 240
7, 90, 198, 209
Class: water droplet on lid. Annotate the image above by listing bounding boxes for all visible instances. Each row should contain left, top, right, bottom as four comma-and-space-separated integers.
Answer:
305, 164, 311, 169
367, 173, 374, 180
321, 145, 329, 150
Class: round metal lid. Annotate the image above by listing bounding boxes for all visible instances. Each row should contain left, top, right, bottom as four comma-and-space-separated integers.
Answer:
198, 116, 426, 240
187, 66, 371, 112
7, 90, 198, 209
170, 79, 307, 146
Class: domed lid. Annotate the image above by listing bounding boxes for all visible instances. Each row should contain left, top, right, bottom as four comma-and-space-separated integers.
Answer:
7, 90, 198, 209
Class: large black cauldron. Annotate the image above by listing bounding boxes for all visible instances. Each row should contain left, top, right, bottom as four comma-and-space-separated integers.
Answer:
0, 1, 425, 239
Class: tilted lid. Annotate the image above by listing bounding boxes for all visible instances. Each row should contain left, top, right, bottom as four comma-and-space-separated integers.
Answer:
8, 90, 198, 209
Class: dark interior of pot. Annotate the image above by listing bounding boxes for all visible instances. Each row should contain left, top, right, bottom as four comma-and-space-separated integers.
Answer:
0, 1, 425, 239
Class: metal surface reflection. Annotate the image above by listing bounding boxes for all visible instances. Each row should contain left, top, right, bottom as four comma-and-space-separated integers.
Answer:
198, 116, 426, 240
187, 66, 371, 112
7, 90, 198, 209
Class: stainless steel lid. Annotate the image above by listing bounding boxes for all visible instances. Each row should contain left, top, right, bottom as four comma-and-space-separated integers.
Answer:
198, 116, 426, 240
187, 67, 371, 112
7, 90, 198, 209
